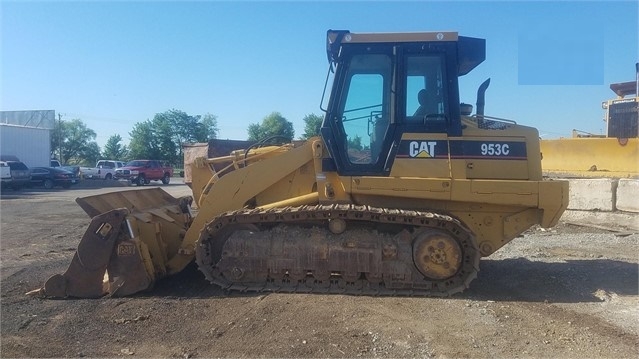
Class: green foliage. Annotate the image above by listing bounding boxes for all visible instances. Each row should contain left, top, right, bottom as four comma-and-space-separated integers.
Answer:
50, 118, 100, 165
347, 135, 363, 151
51, 122, 63, 160
128, 121, 164, 161
49, 110, 218, 167
80, 142, 102, 165
128, 109, 218, 166
200, 113, 219, 140
300, 113, 323, 140
102, 134, 129, 161
247, 112, 294, 142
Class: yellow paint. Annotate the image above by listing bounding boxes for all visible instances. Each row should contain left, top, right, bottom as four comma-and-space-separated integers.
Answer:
541, 137, 639, 178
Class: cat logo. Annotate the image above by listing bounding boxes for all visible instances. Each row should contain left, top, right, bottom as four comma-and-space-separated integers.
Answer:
409, 141, 437, 158
117, 243, 136, 256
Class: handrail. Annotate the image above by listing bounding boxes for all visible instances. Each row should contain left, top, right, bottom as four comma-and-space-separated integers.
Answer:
473, 114, 517, 124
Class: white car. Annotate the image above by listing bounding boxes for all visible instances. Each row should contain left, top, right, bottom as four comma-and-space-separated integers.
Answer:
81, 160, 125, 180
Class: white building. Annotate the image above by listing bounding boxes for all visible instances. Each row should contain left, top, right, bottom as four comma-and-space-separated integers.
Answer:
0, 110, 55, 167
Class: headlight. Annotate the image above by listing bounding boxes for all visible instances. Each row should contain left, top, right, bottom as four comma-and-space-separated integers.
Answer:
130, 170, 139, 175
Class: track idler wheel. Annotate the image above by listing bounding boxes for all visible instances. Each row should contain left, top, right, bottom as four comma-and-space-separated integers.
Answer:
412, 230, 462, 280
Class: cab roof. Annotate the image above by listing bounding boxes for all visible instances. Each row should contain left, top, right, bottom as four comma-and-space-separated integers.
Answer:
326, 30, 485, 76
610, 81, 637, 98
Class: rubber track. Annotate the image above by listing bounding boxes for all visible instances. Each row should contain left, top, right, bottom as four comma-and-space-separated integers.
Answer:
195, 204, 480, 296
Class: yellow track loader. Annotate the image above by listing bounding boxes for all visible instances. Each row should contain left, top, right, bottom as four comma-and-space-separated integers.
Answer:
40, 30, 568, 298
540, 63, 639, 178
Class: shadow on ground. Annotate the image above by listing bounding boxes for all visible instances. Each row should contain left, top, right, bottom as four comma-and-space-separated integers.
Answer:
142, 258, 638, 304
467, 258, 638, 303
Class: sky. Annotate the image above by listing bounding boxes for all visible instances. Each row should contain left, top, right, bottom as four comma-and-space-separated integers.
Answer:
1, 0, 638, 149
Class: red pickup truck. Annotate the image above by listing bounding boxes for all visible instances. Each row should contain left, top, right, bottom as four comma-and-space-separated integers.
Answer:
114, 160, 173, 186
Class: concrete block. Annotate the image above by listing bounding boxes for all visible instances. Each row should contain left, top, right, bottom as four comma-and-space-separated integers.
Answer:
567, 179, 617, 211
616, 179, 639, 213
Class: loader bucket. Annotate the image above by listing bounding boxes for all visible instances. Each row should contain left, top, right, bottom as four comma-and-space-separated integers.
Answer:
75, 187, 191, 218
41, 188, 193, 298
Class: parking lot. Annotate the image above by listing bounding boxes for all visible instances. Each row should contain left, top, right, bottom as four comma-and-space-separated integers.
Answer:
1, 182, 638, 358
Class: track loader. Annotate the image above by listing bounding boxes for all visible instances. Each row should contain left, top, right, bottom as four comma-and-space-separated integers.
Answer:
540, 63, 639, 178
40, 30, 568, 298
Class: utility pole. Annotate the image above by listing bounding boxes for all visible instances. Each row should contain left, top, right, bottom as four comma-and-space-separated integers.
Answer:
58, 113, 63, 162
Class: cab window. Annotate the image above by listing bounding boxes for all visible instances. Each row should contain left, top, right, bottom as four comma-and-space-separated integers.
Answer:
339, 54, 391, 164
405, 55, 447, 125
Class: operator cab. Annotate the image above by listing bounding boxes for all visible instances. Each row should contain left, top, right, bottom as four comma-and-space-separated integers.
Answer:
604, 80, 639, 139
321, 30, 485, 176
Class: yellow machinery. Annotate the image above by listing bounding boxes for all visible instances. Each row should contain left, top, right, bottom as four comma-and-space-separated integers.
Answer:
41, 30, 568, 298
540, 64, 639, 178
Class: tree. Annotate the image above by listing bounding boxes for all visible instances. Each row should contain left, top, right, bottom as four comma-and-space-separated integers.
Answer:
102, 134, 129, 160
154, 112, 179, 164
247, 112, 295, 142
128, 121, 163, 161
128, 109, 217, 166
51, 119, 64, 161
80, 142, 102, 165
50, 118, 100, 165
347, 135, 363, 151
300, 113, 323, 140
200, 113, 219, 140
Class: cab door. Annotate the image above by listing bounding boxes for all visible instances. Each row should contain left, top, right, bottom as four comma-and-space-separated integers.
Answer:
321, 46, 396, 176
390, 47, 459, 179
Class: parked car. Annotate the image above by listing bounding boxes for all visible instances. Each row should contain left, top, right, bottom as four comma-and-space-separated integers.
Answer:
29, 167, 79, 189
81, 160, 125, 179
1, 160, 31, 190
50, 159, 81, 180
115, 160, 173, 186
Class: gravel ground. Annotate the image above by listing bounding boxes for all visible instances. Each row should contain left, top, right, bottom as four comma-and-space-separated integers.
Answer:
1, 183, 637, 358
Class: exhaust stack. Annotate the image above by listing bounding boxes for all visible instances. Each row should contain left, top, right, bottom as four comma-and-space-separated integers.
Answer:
476, 78, 491, 116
